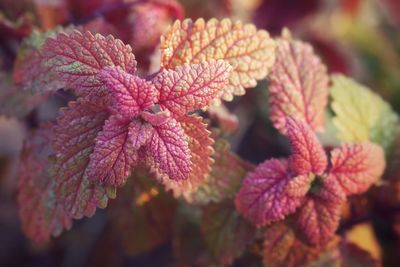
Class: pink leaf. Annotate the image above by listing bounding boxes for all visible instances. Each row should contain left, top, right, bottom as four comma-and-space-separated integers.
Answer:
145, 117, 191, 180
269, 36, 329, 133
43, 30, 137, 97
52, 100, 115, 219
328, 143, 386, 196
17, 126, 72, 243
155, 115, 214, 197
286, 116, 327, 175
152, 60, 231, 117
99, 66, 156, 118
87, 115, 139, 187
235, 159, 306, 227
295, 176, 344, 246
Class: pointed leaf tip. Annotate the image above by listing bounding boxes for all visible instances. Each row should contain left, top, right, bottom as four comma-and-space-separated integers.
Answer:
286, 116, 327, 176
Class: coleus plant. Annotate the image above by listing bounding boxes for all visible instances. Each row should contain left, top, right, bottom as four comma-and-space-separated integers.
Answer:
16, 18, 276, 242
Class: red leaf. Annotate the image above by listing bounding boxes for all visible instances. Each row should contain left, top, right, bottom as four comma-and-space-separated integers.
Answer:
295, 177, 344, 246
328, 143, 386, 196
99, 66, 156, 118
152, 60, 231, 117
269, 35, 329, 133
286, 116, 327, 175
145, 117, 191, 181
52, 100, 115, 219
43, 30, 137, 97
235, 159, 306, 227
18, 126, 72, 243
156, 115, 214, 197
87, 115, 139, 187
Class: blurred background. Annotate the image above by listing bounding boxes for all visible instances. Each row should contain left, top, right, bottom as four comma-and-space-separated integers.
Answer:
1, 0, 400, 266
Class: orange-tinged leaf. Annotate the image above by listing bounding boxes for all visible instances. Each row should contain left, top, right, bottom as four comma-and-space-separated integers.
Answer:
153, 60, 231, 117
160, 18, 276, 101
328, 143, 386, 196
17, 126, 72, 243
268, 34, 329, 133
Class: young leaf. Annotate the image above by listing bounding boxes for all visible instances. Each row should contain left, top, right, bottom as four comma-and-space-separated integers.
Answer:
201, 201, 256, 266
155, 115, 214, 197
286, 116, 327, 175
268, 35, 329, 133
328, 143, 385, 196
52, 100, 115, 218
235, 159, 305, 226
330, 74, 399, 152
17, 126, 72, 243
99, 67, 156, 118
152, 60, 232, 117
160, 18, 276, 101
43, 30, 137, 97
87, 116, 139, 187
145, 118, 191, 181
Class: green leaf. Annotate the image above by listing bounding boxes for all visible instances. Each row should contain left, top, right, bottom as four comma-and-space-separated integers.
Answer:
330, 74, 398, 153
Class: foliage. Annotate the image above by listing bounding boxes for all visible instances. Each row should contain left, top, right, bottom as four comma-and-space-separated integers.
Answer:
0, 1, 399, 266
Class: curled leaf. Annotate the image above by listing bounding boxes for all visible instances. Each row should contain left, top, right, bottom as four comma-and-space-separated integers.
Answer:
160, 18, 276, 101
268, 35, 329, 133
